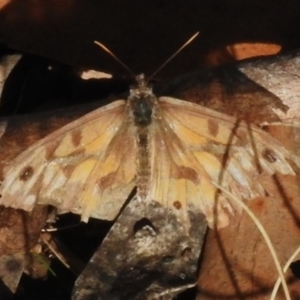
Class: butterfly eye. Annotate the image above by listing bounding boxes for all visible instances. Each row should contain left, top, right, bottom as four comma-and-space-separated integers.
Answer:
19, 166, 34, 181
262, 148, 277, 163
173, 201, 182, 210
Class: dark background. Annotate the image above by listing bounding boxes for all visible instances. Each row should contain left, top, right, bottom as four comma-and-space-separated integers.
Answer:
1, 0, 300, 77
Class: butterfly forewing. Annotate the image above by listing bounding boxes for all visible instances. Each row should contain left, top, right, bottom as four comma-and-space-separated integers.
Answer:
0, 100, 137, 221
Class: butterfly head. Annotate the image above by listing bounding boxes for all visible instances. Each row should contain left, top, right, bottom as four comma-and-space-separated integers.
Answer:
129, 74, 152, 98
128, 74, 157, 126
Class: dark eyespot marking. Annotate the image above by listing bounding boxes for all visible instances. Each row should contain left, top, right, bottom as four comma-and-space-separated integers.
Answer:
262, 148, 277, 163
19, 166, 34, 181
173, 200, 182, 210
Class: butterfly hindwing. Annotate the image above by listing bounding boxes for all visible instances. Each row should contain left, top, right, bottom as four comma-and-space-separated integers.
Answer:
0, 100, 137, 221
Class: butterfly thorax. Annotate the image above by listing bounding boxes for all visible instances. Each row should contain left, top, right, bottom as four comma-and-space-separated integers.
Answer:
128, 74, 157, 200
128, 74, 157, 126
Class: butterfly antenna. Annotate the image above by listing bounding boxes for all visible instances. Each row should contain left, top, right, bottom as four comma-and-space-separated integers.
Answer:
149, 31, 199, 81
94, 41, 136, 77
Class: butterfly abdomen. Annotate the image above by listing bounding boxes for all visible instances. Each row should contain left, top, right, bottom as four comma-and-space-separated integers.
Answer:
136, 128, 151, 200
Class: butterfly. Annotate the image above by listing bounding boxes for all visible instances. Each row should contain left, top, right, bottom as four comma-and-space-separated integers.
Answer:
0, 72, 298, 232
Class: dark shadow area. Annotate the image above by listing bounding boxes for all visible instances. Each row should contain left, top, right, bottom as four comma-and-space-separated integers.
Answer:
13, 214, 113, 300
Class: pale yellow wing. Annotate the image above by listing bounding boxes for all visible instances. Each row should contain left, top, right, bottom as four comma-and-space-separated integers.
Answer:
0, 100, 137, 222
147, 97, 299, 229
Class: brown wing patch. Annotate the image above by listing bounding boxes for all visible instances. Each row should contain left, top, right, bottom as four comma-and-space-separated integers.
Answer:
171, 165, 200, 184
207, 119, 219, 137
97, 172, 117, 190
71, 129, 82, 147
